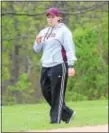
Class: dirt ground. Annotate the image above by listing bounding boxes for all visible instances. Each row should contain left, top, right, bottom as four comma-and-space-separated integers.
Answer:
29, 124, 108, 132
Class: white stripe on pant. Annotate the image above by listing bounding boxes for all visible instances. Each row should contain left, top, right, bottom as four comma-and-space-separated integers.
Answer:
57, 63, 66, 123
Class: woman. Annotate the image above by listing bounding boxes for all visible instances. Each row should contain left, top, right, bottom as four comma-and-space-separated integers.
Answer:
33, 7, 77, 124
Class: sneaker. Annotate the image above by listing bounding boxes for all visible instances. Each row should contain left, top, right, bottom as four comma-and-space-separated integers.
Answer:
65, 110, 76, 124
50, 121, 61, 124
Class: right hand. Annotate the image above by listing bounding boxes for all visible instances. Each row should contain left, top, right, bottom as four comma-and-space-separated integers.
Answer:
36, 36, 42, 44
68, 68, 76, 77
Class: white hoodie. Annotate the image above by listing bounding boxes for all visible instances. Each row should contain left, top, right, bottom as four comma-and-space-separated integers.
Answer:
33, 23, 77, 67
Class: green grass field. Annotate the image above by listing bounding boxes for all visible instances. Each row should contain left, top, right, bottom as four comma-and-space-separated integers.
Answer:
2, 100, 108, 132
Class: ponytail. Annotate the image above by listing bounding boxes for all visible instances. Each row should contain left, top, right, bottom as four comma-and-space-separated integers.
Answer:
58, 16, 63, 22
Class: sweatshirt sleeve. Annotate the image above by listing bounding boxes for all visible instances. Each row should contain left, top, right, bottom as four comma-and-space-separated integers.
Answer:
63, 29, 77, 67
33, 31, 44, 53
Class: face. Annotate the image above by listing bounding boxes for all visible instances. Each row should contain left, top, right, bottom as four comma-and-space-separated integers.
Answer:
47, 14, 60, 26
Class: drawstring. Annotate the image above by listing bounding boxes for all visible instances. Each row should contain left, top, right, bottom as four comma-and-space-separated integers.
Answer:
43, 26, 54, 41
46, 26, 54, 39
43, 26, 51, 41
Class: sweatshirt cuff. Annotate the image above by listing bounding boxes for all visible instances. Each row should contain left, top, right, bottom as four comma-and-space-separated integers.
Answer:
68, 65, 74, 68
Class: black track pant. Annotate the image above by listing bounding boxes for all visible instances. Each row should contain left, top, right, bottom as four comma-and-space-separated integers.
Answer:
40, 63, 73, 123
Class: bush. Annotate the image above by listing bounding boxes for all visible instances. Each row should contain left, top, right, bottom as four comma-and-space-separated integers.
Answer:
65, 21, 108, 101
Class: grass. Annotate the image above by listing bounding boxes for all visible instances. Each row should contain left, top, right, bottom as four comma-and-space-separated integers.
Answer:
2, 100, 108, 132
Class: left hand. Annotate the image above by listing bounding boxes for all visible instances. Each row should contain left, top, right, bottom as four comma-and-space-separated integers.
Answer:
36, 36, 42, 44
68, 68, 75, 77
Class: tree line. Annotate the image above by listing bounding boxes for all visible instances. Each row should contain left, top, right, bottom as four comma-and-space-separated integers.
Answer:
1, 1, 108, 105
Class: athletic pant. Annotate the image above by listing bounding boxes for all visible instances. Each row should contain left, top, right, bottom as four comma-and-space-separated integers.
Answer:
40, 63, 73, 123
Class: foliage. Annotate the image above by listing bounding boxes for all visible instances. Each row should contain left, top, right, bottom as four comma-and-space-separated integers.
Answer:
3, 73, 32, 105
65, 19, 108, 101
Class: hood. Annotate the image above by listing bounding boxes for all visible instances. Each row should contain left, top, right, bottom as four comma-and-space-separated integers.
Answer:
53, 23, 65, 28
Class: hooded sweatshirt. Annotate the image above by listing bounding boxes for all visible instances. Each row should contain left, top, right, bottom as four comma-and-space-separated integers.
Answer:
33, 23, 77, 68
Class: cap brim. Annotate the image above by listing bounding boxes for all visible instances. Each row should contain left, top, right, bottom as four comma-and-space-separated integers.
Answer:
46, 12, 55, 16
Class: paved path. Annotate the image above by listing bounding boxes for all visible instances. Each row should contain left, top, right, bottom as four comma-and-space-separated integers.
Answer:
29, 124, 108, 132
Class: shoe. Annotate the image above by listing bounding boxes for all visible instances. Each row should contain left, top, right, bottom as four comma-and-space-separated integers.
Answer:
50, 121, 61, 124
65, 110, 76, 124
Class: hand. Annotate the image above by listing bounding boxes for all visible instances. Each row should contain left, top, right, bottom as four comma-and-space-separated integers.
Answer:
68, 68, 75, 77
36, 36, 42, 44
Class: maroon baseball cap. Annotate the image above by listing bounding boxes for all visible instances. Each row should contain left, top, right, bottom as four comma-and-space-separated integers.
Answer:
46, 7, 60, 16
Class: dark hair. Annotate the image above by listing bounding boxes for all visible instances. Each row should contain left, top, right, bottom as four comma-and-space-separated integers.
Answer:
58, 17, 63, 22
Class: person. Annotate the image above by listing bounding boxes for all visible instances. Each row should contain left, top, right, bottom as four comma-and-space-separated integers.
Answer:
33, 7, 77, 124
